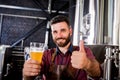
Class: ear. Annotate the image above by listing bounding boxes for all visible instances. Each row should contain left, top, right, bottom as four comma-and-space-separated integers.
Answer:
69, 27, 72, 36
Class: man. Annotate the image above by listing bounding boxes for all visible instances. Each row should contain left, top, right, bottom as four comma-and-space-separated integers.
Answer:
23, 15, 102, 80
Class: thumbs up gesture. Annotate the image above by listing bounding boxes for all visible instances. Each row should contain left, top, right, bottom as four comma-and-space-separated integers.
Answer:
71, 40, 90, 69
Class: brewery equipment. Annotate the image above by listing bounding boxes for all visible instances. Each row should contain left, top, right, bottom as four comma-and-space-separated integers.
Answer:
0, 45, 11, 80
73, 0, 120, 79
103, 45, 119, 80
0, 45, 24, 80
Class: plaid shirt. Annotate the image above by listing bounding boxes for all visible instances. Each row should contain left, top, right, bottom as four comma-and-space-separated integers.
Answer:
40, 44, 97, 80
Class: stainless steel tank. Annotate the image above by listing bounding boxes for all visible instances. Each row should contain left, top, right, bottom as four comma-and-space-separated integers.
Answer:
73, 0, 120, 45
73, 0, 120, 79
0, 45, 10, 80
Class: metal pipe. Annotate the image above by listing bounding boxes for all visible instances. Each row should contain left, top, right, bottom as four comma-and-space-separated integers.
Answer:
0, 4, 68, 14
0, 14, 3, 43
44, 0, 52, 49
44, 21, 50, 49
108, 0, 114, 44
104, 47, 112, 80
0, 13, 46, 20
48, 0, 52, 14
113, 0, 120, 45
107, 47, 112, 80
118, 24, 120, 78
103, 54, 107, 80
97, 0, 104, 44
0, 4, 43, 12
73, 0, 84, 46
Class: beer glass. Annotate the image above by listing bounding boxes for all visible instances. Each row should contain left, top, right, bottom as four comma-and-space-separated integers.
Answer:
30, 42, 45, 63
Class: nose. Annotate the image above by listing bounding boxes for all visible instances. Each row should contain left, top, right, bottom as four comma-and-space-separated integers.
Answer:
56, 32, 62, 38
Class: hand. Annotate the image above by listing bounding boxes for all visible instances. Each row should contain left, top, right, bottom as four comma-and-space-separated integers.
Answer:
71, 40, 90, 69
23, 58, 41, 77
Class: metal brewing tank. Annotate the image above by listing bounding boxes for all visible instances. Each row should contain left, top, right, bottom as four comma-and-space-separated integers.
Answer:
73, 0, 120, 80
73, 0, 120, 45
0, 45, 10, 80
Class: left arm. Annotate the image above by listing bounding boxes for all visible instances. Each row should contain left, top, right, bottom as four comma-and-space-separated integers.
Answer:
71, 40, 102, 77
71, 51, 101, 77
84, 58, 101, 77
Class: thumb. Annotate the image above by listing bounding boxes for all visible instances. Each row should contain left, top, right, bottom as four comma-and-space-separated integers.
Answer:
79, 40, 85, 52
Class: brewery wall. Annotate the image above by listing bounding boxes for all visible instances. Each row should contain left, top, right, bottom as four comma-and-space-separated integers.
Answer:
0, 0, 71, 48
0, 1, 47, 46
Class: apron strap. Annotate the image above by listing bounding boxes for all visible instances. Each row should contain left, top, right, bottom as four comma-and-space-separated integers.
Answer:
51, 48, 56, 63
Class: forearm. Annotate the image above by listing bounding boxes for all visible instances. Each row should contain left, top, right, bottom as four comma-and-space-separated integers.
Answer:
85, 59, 101, 77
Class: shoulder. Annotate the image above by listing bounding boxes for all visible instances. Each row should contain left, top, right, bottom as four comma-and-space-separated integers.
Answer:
42, 48, 56, 63
44, 48, 56, 55
84, 46, 95, 59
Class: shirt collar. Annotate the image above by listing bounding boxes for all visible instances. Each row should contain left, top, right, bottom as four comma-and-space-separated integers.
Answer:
56, 43, 73, 54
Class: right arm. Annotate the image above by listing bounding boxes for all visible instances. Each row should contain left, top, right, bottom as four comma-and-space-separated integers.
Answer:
22, 59, 41, 80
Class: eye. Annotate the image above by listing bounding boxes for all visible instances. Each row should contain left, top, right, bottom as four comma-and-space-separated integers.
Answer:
61, 29, 66, 32
52, 30, 57, 34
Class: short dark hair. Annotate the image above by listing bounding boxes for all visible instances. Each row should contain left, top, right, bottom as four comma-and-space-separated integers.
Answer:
50, 15, 70, 26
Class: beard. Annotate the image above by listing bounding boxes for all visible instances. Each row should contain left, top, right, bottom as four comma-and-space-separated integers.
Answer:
53, 34, 71, 47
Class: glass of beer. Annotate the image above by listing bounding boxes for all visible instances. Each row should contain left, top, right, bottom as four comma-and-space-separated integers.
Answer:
30, 42, 45, 63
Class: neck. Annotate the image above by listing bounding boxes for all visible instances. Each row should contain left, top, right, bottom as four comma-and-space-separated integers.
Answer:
58, 42, 71, 54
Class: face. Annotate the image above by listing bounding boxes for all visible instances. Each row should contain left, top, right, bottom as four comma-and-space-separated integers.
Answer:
51, 22, 72, 47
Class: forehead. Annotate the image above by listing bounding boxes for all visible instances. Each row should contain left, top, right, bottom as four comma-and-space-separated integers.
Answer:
51, 22, 69, 30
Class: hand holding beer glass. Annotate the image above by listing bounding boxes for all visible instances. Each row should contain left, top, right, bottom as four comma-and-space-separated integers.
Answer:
30, 42, 45, 63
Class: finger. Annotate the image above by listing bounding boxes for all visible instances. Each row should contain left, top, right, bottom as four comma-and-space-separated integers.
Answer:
30, 72, 39, 76
71, 63, 79, 69
23, 64, 40, 76
27, 59, 40, 65
79, 40, 85, 52
25, 70, 39, 76
25, 59, 41, 70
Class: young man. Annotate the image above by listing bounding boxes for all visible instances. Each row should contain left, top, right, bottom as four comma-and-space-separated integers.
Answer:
23, 15, 102, 80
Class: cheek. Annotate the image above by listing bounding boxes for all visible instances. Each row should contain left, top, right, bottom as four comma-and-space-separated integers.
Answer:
52, 34, 56, 39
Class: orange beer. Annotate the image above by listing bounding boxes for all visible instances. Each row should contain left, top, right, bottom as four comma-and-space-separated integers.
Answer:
30, 42, 44, 63
30, 51, 43, 63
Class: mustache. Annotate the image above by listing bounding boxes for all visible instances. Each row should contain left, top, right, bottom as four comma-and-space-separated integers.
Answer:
56, 38, 66, 40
